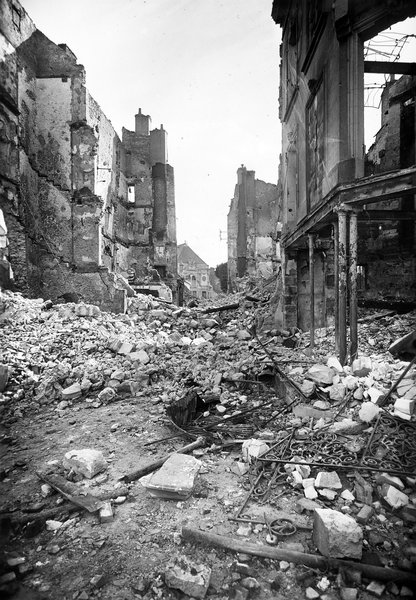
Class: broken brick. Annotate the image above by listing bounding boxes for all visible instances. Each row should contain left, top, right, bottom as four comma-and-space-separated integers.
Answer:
63, 448, 108, 479
356, 505, 373, 524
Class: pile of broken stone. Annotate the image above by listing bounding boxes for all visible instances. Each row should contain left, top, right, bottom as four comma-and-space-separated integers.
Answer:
1, 289, 416, 600
0, 290, 271, 419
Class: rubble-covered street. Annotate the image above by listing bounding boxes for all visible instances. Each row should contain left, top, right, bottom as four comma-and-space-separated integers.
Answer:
1, 288, 415, 600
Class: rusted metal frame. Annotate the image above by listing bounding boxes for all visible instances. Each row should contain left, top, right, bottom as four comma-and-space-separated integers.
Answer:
349, 211, 358, 361
333, 221, 340, 353
230, 471, 264, 522
360, 413, 382, 467
337, 209, 348, 365
308, 233, 315, 348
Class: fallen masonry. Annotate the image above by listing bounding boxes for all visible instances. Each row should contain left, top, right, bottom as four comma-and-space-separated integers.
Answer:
0, 288, 416, 600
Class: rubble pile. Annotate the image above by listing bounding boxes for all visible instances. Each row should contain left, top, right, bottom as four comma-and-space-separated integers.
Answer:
0, 290, 279, 422
0, 288, 415, 600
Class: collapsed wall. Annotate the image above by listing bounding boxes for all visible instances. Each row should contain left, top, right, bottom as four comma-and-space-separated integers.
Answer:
0, 0, 177, 311
227, 166, 279, 291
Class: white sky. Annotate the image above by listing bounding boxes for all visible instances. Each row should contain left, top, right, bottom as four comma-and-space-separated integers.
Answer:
22, 0, 281, 268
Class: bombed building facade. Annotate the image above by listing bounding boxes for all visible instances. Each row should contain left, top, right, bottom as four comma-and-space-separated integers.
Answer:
177, 243, 217, 301
227, 166, 279, 290
272, 0, 416, 363
0, 0, 177, 311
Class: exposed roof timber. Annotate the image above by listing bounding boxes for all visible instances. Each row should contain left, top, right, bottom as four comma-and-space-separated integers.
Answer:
340, 169, 416, 205
335, 2, 416, 41
364, 61, 416, 75
281, 166, 416, 248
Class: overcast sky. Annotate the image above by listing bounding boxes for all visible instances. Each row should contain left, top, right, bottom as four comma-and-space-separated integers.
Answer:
23, 0, 281, 268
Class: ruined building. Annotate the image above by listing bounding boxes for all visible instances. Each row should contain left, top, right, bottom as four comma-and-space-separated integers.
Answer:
177, 242, 217, 300
271, 0, 416, 363
0, 0, 177, 311
227, 166, 279, 290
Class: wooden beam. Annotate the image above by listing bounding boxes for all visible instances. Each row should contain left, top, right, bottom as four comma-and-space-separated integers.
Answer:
281, 167, 416, 249
349, 212, 358, 362
359, 210, 416, 221
340, 170, 416, 206
308, 234, 315, 349
333, 222, 339, 354
364, 61, 416, 75
337, 210, 348, 366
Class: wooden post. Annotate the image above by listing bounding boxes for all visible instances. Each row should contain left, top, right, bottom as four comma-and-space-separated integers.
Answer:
333, 221, 339, 353
308, 234, 315, 348
349, 211, 358, 361
338, 209, 348, 365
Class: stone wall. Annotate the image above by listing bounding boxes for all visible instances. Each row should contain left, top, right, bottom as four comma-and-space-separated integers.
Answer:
227, 166, 279, 289
0, 0, 178, 310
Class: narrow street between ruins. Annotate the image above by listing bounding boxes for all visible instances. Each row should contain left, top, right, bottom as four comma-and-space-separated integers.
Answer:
1, 287, 415, 600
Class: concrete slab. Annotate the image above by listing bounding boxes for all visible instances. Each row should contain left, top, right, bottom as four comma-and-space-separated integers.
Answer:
141, 453, 202, 499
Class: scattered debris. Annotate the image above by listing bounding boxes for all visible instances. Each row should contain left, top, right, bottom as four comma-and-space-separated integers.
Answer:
1, 288, 416, 599
165, 556, 211, 599
63, 449, 108, 479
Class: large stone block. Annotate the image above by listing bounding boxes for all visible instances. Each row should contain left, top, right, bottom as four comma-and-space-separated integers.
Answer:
61, 382, 82, 401
380, 484, 409, 509
313, 508, 363, 559
63, 449, 107, 479
394, 397, 415, 416
307, 365, 335, 386
140, 453, 201, 499
358, 402, 380, 423
315, 471, 342, 490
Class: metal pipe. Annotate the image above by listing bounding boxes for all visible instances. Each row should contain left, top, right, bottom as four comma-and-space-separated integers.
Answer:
349, 211, 358, 360
308, 234, 315, 348
338, 210, 348, 364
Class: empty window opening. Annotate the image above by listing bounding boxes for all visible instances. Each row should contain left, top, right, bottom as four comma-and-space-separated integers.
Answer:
128, 185, 135, 203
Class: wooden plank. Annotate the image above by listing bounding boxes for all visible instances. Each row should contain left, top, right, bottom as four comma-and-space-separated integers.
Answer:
364, 61, 416, 75
358, 210, 416, 221
281, 167, 416, 249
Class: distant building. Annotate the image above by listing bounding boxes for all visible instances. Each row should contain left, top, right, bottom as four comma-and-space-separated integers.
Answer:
227, 166, 279, 290
177, 243, 217, 300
